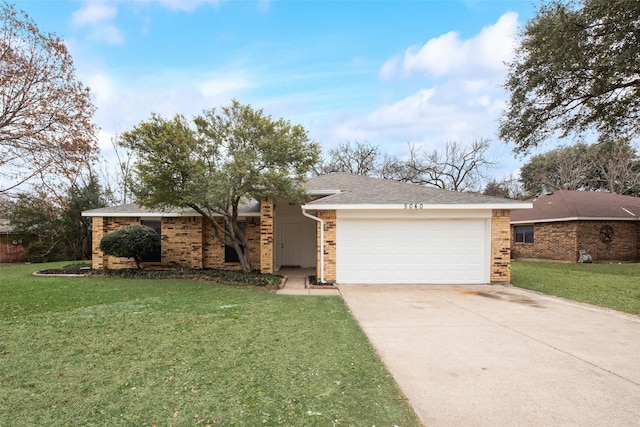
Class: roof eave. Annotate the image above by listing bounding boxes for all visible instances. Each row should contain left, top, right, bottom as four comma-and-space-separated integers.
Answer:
511, 216, 640, 224
302, 202, 532, 211
81, 211, 261, 218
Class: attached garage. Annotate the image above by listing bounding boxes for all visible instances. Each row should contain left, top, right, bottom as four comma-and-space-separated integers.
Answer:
336, 211, 490, 284
303, 173, 531, 285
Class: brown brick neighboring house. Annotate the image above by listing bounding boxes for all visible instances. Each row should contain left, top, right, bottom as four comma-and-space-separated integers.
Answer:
511, 191, 640, 262
0, 219, 27, 263
83, 173, 530, 284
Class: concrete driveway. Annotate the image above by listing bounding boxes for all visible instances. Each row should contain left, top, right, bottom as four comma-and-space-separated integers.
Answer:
339, 284, 640, 427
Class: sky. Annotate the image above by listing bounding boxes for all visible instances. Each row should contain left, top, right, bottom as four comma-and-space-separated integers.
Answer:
14, 0, 541, 183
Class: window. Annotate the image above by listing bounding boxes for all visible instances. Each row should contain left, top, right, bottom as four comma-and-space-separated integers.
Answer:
514, 225, 534, 244
224, 220, 246, 263
141, 220, 162, 262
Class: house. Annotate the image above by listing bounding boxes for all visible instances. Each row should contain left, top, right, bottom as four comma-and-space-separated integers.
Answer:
510, 190, 640, 262
0, 218, 27, 263
82, 173, 530, 284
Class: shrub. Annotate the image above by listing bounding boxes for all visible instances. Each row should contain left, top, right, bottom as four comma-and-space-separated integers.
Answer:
99, 225, 160, 269
26, 242, 51, 263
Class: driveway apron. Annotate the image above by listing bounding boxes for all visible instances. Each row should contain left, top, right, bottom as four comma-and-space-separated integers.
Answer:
339, 284, 640, 427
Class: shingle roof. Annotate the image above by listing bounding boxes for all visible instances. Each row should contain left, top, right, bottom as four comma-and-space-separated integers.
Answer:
82, 200, 261, 217
83, 173, 529, 217
304, 173, 527, 207
511, 190, 640, 223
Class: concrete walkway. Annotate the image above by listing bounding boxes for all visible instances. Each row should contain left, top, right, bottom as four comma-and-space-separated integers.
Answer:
275, 268, 340, 296
339, 284, 640, 427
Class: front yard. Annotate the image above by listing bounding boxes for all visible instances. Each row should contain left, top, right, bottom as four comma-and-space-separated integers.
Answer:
0, 262, 420, 426
511, 261, 640, 316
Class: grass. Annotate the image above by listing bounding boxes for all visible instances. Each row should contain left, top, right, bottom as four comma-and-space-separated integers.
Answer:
511, 260, 640, 315
0, 262, 420, 427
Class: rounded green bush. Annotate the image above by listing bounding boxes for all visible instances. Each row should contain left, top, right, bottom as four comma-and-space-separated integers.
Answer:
99, 225, 160, 268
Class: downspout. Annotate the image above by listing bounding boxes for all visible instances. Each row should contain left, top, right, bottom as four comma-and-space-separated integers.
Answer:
301, 208, 325, 284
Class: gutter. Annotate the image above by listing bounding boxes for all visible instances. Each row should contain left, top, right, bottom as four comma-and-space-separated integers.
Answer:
301, 208, 325, 284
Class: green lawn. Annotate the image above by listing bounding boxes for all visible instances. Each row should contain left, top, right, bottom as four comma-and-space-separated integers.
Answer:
511, 261, 640, 315
0, 262, 420, 427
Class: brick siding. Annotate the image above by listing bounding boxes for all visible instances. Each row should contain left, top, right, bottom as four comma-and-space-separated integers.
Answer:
92, 215, 262, 271
511, 220, 639, 262
317, 210, 336, 283
259, 198, 274, 274
491, 209, 511, 283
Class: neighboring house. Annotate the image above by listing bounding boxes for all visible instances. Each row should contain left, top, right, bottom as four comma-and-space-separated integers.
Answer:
511, 190, 640, 262
82, 173, 530, 284
0, 218, 26, 263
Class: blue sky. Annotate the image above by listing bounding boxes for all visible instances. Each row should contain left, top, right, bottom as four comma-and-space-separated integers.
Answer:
15, 0, 539, 181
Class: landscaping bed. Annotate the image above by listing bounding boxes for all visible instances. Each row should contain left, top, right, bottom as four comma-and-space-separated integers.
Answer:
34, 263, 284, 289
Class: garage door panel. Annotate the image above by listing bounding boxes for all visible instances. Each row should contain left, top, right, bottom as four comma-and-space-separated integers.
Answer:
336, 218, 488, 284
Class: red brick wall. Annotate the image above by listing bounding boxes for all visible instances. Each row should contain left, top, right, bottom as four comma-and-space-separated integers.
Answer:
0, 241, 26, 263
576, 221, 638, 262
511, 220, 639, 262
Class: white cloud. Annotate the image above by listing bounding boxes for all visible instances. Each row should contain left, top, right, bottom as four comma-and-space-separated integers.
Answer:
403, 31, 462, 77
86, 73, 115, 103
199, 75, 254, 100
322, 12, 523, 170
158, 0, 223, 12
378, 55, 400, 80
72, 2, 117, 26
72, 1, 124, 45
388, 12, 519, 79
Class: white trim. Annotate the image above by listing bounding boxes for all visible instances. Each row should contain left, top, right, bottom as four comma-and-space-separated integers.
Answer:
511, 216, 639, 224
336, 209, 493, 220
302, 202, 531, 211
301, 208, 324, 284
82, 211, 261, 218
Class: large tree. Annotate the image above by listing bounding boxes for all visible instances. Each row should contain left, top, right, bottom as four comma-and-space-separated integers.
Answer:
6, 174, 107, 261
120, 100, 321, 273
519, 139, 640, 196
313, 141, 380, 176
0, 2, 98, 194
384, 139, 497, 192
519, 143, 593, 195
499, 0, 640, 153
316, 139, 497, 192
60, 173, 108, 259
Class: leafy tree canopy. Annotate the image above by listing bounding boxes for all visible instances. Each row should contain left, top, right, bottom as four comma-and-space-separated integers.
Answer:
500, 0, 640, 153
6, 174, 108, 261
120, 100, 321, 273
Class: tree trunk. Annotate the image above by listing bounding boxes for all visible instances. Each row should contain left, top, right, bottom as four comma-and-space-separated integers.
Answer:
236, 244, 252, 273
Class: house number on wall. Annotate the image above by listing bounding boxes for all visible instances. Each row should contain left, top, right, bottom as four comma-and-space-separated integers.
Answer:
404, 203, 424, 209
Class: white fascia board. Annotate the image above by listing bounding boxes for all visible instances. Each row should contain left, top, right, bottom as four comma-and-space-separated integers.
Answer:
302, 202, 532, 211
82, 211, 260, 218
511, 216, 639, 224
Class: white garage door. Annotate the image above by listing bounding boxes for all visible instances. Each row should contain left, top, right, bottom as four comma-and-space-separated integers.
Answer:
336, 217, 489, 284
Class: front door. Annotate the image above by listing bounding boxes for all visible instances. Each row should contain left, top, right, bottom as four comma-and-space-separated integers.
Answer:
281, 223, 300, 267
